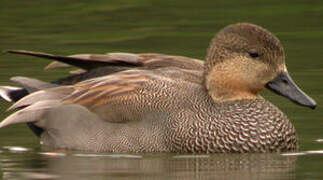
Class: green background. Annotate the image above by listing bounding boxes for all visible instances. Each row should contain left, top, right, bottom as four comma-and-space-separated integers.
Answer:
0, 0, 322, 179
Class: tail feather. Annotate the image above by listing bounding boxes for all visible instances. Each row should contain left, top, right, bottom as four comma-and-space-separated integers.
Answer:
0, 100, 60, 128
44, 61, 70, 70
0, 86, 28, 102
8, 86, 74, 111
0, 77, 60, 104
11, 76, 58, 93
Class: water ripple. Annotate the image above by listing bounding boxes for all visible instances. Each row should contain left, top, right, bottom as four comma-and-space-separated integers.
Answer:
2, 146, 29, 153
73, 153, 143, 158
281, 150, 323, 156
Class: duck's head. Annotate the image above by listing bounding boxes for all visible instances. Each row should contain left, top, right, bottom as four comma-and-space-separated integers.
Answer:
205, 23, 316, 109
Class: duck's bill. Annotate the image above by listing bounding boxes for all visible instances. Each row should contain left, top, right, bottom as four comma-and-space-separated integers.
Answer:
265, 72, 317, 109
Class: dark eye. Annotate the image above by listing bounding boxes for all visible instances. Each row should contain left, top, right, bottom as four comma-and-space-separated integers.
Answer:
248, 50, 259, 58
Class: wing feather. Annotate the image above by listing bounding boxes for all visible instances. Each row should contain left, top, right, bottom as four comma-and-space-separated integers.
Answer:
62, 70, 150, 109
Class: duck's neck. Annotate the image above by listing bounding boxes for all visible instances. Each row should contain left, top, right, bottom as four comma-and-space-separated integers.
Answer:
204, 62, 261, 102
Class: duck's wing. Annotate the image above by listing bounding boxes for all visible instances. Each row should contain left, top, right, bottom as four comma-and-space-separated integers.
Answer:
3, 50, 203, 102
6, 50, 204, 71
0, 67, 202, 129
5, 50, 142, 70
62, 69, 150, 110
0, 69, 152, 128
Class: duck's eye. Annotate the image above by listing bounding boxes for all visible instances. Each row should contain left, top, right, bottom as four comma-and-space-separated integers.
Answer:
248, 50, 259, 58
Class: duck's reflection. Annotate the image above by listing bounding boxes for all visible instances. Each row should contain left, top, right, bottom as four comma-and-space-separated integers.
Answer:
8, 152, 294, 180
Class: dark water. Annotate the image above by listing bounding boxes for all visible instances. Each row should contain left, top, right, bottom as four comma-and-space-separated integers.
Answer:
0, 0, 322, 179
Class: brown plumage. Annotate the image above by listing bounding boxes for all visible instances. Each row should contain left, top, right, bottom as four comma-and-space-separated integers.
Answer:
0, 23, 316, 153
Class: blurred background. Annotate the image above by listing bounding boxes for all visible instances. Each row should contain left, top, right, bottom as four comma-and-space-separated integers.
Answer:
0, 0, 322, 179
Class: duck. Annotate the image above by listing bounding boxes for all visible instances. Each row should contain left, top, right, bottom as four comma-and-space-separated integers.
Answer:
0, 23, 316, 153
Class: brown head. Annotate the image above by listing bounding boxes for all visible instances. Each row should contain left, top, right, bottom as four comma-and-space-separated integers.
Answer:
204, 23, 316, 109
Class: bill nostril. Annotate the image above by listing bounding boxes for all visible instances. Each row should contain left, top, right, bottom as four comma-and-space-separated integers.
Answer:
282, 79, 288, 84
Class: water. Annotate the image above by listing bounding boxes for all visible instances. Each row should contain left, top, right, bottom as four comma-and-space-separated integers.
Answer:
0, 0, 322, 179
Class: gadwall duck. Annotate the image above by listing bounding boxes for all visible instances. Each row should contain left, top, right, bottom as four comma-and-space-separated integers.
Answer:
0, 23, 316, 153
